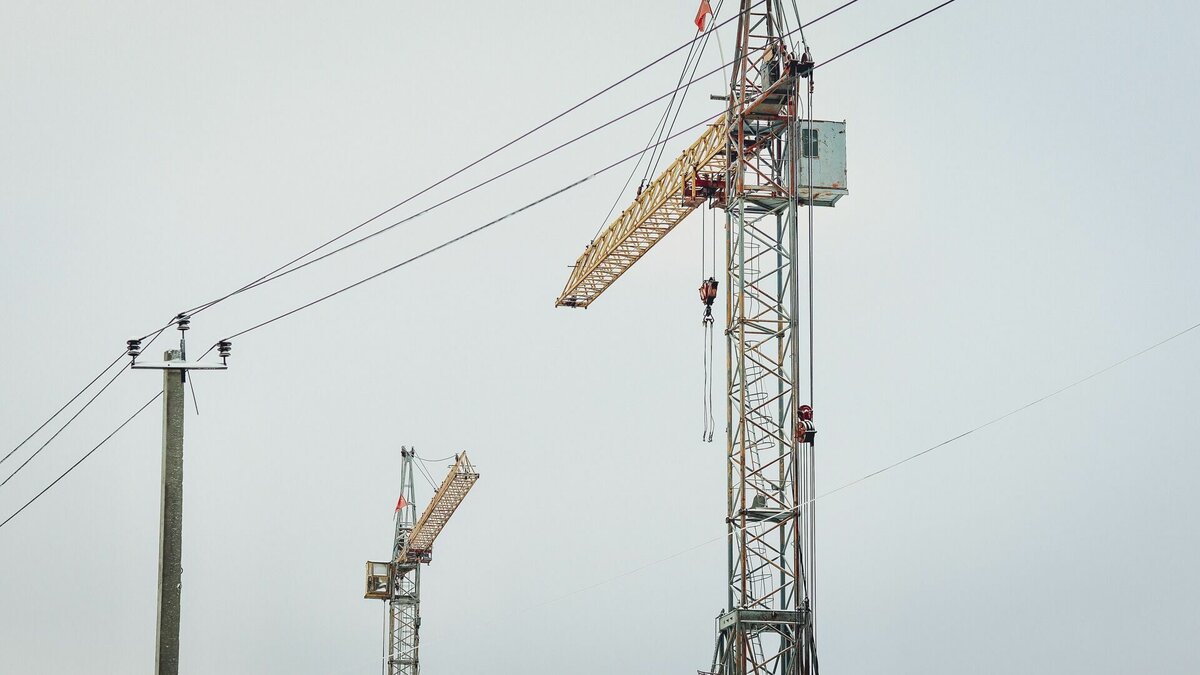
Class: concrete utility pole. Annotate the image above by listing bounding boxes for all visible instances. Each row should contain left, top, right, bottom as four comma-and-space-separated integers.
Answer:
156, 349, 185, 675
127, 318, 229, 675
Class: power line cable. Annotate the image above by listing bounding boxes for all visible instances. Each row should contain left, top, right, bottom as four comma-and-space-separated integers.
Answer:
199, 0, 873, 351
180, 1, 862, 320
473, 318, 1200, 616
0, 351, 125, 468
178, 3, 766, 321
642, 0, 724, 183
817, 319, 1200, 501
0, 323, 172, 482
596, 8, 714, 238
815, 0, 959, 71
0, 389, 161, 532
0, 0, 903, 536
189, 72, 737, 319
1, 366, 126, 487
211, 113, 725, 347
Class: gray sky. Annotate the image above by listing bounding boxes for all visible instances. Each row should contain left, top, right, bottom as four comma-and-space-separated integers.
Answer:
2, 1, 1199, 673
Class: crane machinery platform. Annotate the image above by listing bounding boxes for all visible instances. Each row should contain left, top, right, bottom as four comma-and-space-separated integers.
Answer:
554, 2, 847, 674
364, 449, 479, 675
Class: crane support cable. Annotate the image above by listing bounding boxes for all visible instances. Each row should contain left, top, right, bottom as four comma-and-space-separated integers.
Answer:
179, 2, 766, 321
213, 113, 724, 345
0, 390, 161, 532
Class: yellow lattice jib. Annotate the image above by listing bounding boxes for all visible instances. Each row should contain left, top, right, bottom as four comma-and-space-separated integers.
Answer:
556, 116, 728, 309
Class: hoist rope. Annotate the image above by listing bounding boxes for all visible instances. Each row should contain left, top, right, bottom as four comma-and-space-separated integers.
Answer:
701, 205, 717, 443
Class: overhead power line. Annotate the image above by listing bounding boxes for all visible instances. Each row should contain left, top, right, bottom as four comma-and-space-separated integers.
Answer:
212, 112, 724, 346
0, 324, 172, 480
4, 0, 943, 537
0, 352, 125, 468
0, 390, 162, 532
816, 0, 959, 71
179, 2, 768, 321
180, 1, 863, 321
1, 366, 127, 487
199, 0, 924, 350
479, 318, 1200, 617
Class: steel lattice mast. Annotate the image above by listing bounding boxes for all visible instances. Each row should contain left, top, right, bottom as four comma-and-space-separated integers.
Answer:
554, 2, 845, 673
388, 448, 421, 675
364, 449, 479, 675
712, 3, 817, 673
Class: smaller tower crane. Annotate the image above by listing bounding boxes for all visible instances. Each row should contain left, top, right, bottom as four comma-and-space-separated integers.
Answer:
364, 448, 479, 675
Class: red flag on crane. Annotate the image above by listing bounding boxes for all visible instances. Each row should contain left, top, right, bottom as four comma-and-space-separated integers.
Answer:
395, 494, 408, 512
694, 0, 713, 31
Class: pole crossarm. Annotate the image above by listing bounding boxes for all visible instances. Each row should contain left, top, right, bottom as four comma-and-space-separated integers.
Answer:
555, 116, 729, 309
399, 453, 479, 562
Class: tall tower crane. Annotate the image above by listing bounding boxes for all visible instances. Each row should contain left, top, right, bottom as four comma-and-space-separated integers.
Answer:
555, 3, 846, 674
364, 449, 479, 675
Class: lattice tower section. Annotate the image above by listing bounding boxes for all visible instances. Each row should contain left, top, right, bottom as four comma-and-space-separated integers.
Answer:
713, 2, 818, 674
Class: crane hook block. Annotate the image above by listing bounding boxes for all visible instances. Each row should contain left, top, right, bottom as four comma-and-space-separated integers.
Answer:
699, 277, 719, 306
699, 277, 719, 325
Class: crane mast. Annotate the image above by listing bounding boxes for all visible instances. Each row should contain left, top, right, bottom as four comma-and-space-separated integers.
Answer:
713, 3, 818, 673
555, 2, 847, 673
365, 449, 479, 675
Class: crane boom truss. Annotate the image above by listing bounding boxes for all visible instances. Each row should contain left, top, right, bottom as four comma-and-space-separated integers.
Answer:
400, 453, 479, 562
556, 117, 728, 309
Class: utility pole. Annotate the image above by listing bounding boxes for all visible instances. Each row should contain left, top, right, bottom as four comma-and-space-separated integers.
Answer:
157, 348, 185, 675
126, 317, 229, 675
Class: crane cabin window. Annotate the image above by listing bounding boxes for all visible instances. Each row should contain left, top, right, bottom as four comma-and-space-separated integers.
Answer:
801, 127, 819, 158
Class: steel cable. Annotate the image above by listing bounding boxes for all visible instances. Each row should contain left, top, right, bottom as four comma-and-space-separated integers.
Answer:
212, 112, 726, 346
180, 0, 861, 321
0, 390, 161, 532
179, 2, 767, 321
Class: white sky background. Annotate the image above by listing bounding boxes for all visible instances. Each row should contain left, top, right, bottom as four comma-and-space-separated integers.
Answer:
2, 0, 1199, 673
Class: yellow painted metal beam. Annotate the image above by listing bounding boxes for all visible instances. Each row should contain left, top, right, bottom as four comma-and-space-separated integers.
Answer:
400, 453, 479, 562
556, 117, 728, 309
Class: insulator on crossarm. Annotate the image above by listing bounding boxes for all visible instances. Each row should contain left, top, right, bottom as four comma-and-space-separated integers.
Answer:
126, 338, 142, 363
217, 340, 232, 365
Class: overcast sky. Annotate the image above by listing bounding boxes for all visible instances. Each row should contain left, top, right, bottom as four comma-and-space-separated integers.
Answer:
3, 1, 1199, 673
